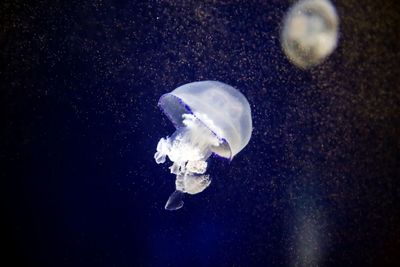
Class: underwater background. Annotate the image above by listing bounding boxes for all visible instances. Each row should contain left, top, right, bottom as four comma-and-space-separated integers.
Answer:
2, 0, 399, 266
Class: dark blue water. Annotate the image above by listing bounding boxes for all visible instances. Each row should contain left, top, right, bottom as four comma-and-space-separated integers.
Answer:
2, 0, 399, 266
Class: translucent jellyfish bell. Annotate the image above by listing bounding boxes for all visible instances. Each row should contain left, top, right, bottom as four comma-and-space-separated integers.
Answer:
281, 0, 339, 69
154, 81, 252, 210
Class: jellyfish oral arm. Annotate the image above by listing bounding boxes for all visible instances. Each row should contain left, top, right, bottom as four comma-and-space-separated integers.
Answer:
154, 114, 221, 209
154, 138, 169, 164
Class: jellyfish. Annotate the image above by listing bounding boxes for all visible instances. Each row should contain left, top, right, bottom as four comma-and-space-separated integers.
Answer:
281, 0, 339, 69
154, 81, 252, 210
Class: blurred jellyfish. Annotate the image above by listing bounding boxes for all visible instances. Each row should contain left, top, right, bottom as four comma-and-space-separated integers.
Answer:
281, 0, 339, 69
154, 81, 252, 210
